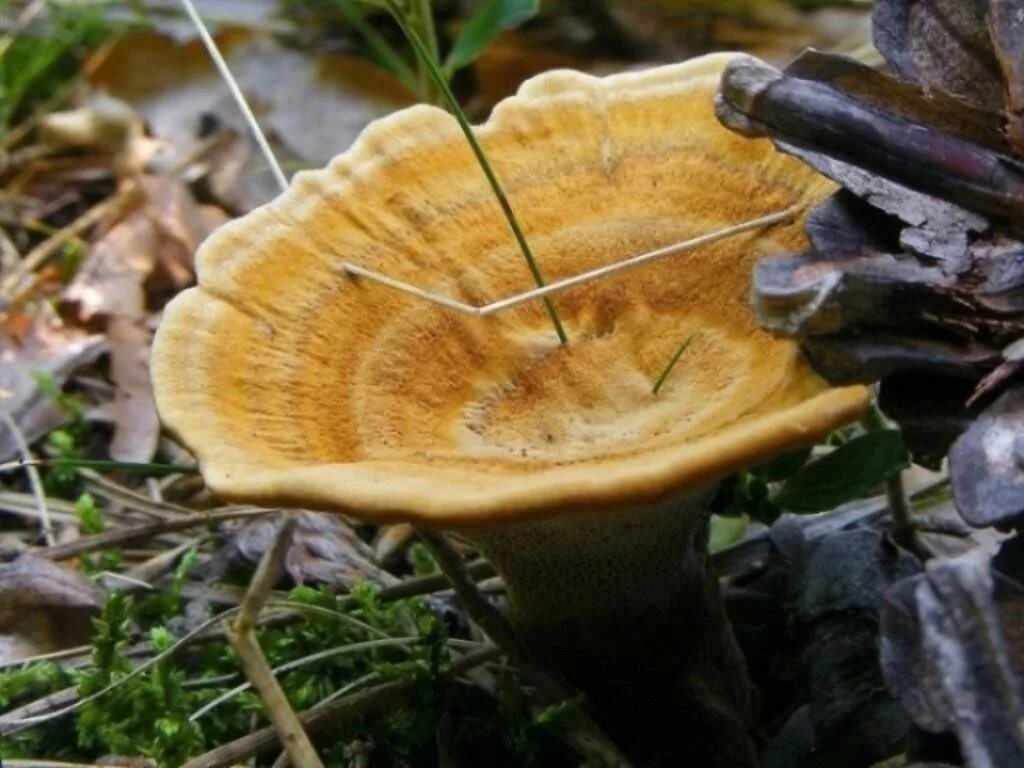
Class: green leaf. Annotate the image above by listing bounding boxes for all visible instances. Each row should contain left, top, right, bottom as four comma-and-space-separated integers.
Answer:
772, 430, 909, 513
444, 0, 539, 75
710, 514, 749, 552
751, 446, 812, 482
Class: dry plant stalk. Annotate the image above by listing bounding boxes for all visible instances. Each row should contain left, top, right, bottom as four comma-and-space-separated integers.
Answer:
223, 517, 325, 768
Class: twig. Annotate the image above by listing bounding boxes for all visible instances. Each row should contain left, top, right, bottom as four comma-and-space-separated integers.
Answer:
224, 517, 324, 768
0, 410, 54, 545
81, 468, 199, 519
417, 530, 634, 768
181, 646, 500, 768
416, 530, 526, 655
0, 457, 197, 477
378, 558, 497, 601
0, 183, 138, 300
178, 0, 288, 193
34, 507, 270, 561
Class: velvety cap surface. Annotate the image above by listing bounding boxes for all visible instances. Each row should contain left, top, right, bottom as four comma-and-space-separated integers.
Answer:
152, 53, 869, 527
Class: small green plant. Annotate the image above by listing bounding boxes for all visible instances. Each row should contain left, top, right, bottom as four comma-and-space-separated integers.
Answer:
136, 547, 198, 623
1, 580, 575, 766
334, 0, 539, 103
74, 493, 104, 534
408, 540, 439, 576
364, 0, 568, 344
32, 372, 89, 492
0, 1, 110, 135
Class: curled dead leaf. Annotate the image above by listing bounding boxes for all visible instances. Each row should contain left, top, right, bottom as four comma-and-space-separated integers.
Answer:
0, 553, 103, 665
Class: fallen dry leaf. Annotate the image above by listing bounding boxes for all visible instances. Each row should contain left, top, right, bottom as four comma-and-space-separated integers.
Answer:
0, 314, 105, 463
210, 512, 398, 590
63, 198, 156, 322
90, 31, 415, 211
0, 553, 103, 665
38, 94, 161, 176
107, 317, 158, 463
62, 175, 225, 462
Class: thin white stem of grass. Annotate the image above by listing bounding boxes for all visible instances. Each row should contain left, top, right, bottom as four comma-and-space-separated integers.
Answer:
315, 670, 381, 706
178, 0, 289, 194
343, 207, 794, 317
0, 607, 241, 728
383, 0, 568, 344
652, 333, 700, 395
190, 636, 418, 722
191, 634, 488, 721
97, 570, 155, 590
181, 646, 501, 768
1, 761, 113, 768
0, 410, 54, 545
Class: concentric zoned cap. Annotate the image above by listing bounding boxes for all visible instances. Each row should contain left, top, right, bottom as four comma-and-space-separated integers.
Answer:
152, 53, 868, 528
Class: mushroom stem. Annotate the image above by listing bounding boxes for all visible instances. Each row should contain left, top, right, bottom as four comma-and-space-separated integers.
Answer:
456, 489, 759, 768
417, 529, 635, 767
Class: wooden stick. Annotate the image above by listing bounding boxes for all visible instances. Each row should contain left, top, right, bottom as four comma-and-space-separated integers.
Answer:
0, 410, 54, 544
35, 507, 270, 561
0, 184, 138, 300
224, 517, 324, 768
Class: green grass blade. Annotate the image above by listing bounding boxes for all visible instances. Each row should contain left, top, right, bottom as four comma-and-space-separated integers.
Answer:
380, 0, 569, 345
652, 334, 700, 395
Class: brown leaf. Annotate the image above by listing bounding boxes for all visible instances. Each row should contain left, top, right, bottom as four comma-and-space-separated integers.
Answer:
91, 32, 415, 211
63, 204, 156, 322
143, 176, 228, 295
0, 553, 103, 664
61, 176, 222, 461
0, 315, 105, 463
472, 35, 589, 110
602, 0, 826, 62
216, 512, 398, 590
107, 317, 158, 463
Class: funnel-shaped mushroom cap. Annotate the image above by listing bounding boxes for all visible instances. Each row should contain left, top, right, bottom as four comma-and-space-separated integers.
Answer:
153, 54, 868, 527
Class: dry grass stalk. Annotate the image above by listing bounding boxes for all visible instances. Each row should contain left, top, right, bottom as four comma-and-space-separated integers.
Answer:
223, 517, 325, 768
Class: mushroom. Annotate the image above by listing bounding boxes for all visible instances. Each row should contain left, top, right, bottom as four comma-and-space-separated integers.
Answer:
152, 53, 868, 766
